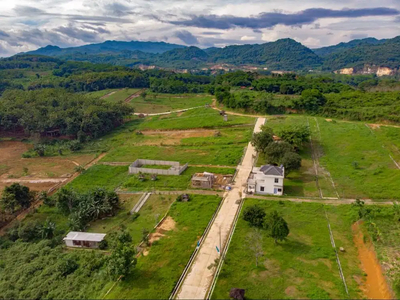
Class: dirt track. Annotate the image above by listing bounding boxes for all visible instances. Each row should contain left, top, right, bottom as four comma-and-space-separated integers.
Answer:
352, 221, 393, 299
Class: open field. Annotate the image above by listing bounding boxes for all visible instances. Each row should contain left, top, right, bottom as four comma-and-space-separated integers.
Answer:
137, 107, 255, 130
0, 139, 96, 194
314, 118, 400, 199
122, 166, 235, 191
261, 115, 400, 200
131, 93, 213, 114
91, 121, 252, 166
101, 194, 221, 299
212, 199, 363, 299
68, 165, 235, 192
87, 88, 142, 102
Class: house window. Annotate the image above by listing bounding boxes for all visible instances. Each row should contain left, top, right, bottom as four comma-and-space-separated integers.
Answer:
274, 178, 279, 183
278, 189, 282, 192
260, 186, 265, 192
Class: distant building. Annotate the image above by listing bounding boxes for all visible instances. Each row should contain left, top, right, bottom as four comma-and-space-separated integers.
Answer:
63, 231, 106, 249
247, 165, 284, 195
191, 172, 215, 189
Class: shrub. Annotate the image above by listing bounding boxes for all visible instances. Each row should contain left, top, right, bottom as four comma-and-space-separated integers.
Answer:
243, 205, 266, 228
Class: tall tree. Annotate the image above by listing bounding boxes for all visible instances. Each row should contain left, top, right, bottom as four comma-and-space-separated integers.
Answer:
251, 127, 274, 154
245, 229, 264, 267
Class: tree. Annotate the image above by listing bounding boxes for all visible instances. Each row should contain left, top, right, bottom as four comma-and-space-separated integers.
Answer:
264, 142, 293, 164
243, 205, 266, 228
278, 126, 310, 149
295, 89, 326, 112
251, 127, 274, 154
245, 229, 264, 267
108, 231, 137, 279
281, 152, 302, 175
1, 183, 34, 213
271, 215, 289, 244
140, 91, 147, 100
40, 219, 56, 239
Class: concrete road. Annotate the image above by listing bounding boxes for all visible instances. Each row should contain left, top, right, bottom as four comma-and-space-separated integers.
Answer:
176, 118, 265, 300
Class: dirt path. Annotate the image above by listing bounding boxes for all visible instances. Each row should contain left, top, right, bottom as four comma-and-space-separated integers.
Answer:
100, 89, 123, 99
0, 153, 107, 235
352, 221, 393, 299
134, 106, 204, 116
124, 89, 147, 103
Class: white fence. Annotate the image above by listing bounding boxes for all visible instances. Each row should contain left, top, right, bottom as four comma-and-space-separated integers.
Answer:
129, 159, 188, 175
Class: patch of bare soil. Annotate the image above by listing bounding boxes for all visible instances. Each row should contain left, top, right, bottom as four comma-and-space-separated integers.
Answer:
124, 89, 146, 103
369, 124, 381, 130
326, 119, 333, 122
285, 286, 298, 297
148, 216, 176, 244
352, 220, 394, 299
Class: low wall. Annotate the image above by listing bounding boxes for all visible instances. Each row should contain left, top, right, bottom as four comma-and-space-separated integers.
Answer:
129, 160, 188, 175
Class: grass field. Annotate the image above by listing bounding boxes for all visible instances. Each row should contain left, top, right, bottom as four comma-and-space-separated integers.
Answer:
314, 118, 400, 199
98, 124, 252, 166
69, 165, 235, 192
67, 165, 128, 192
212, 199, 362, 299
130, 93, 213, 114
262, 115, 400, 200
101, 194, 221, 299
87, 88, 142, 102
137, 107, 254, 130
122, 166, 235, 191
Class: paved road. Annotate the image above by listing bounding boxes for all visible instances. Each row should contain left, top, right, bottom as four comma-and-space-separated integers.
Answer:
176, 118, 265, 300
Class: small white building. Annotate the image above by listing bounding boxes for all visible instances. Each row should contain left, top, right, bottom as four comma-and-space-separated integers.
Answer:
247, 165, 284, 196
63, 231, 106, 249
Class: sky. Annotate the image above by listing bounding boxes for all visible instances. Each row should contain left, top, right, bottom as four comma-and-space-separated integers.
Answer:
1, 0, 400, 57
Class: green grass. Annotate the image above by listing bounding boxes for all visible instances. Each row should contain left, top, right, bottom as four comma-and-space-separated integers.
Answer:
101, 194, 222, 299
137, 107, 254, 130
140, 164, 172, 170
315, 118, 400, 199
87, 194, 142, 234
131, 93, 213, 114
122, 166, 236, 191
264, 115, 400, 200
67, 165, 128, 192
212, 200, 362, 299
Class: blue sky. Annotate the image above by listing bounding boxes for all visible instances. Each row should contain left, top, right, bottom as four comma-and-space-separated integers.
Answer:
1, 0, 400, 56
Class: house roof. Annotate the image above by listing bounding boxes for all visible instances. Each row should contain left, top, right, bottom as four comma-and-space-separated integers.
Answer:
63, 231, 106, 242
259, 165, 284, 176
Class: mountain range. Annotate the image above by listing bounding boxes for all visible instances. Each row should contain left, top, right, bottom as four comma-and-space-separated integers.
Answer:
24, 36, 400, 73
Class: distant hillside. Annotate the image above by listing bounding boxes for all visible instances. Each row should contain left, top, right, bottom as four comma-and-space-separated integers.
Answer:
27, 40, 186, 56
18, 35, 400, 72
208, 39, 322, 70
313, 38, 385, 57
322, 36, 400, 70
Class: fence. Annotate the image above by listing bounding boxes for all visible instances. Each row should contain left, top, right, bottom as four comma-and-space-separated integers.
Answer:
129, 159, 188, 175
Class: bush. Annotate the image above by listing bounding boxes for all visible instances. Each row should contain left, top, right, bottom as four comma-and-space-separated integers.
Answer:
243, 205, 266, 228
98, 239, 108, 250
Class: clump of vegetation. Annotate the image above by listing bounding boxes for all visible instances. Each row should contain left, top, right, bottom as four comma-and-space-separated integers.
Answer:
243, 205, 289, 244
0, 183, 35, 214
54, 187, 120, 231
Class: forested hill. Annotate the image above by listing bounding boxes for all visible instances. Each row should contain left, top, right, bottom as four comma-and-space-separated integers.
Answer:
26, 40, 186, 56
17, 36, 400, 71
312, 38, 386, 57
321, 37, 400, 70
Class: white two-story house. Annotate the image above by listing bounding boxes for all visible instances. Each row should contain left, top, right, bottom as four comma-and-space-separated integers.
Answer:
247, 164, 284, 196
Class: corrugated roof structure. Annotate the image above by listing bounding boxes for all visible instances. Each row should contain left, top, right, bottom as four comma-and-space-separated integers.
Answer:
63, 231, 106, 242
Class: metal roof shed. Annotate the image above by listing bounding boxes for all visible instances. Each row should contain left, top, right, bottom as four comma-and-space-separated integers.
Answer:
64, 231, 106, 249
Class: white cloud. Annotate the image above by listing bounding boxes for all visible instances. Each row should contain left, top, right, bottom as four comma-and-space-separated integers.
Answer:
0, 0, 399, 56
